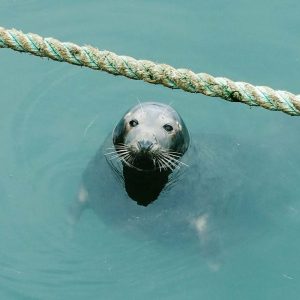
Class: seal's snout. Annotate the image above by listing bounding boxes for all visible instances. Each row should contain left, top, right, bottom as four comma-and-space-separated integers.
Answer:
137, 140, 153, 152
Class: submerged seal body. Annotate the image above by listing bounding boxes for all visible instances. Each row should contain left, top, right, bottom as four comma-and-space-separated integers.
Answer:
71, 101, 243, 262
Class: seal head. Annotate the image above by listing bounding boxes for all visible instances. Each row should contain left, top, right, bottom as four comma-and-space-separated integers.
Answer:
112, 102, 190, 172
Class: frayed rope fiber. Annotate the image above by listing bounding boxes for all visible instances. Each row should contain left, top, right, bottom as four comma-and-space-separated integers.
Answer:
0, 26, 299, 116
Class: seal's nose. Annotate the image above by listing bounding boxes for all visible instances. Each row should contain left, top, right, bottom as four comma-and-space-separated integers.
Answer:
137, 140, 153, 151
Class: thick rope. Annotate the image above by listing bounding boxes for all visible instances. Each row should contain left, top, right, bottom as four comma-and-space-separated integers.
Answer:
0, 27, 299, 116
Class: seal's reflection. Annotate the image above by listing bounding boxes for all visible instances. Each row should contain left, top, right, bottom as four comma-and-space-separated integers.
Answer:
122, 166, 171, 206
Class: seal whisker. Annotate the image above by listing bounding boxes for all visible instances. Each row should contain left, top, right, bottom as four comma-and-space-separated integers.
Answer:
122, 153, 131, 161
104, 149, 128, 156
172, 159, 189, 168
105, 151, 118, 156
108, 151, 130, 160
165, 151, 182, 156
121, 154, 137, 169
127, 153, 135, 165
153, 155, 163, 172
114, 147, 128, 151
161, 153, 189, 167
155, 155, 166, 171
117, 143, 127, 147
108, 154, 124, 160
158, 160, 166, 171
158, 154, 174, 172
106, 146, 128, 152
120, 154, 131, 164
161, 158, 174, 172
160, 154, 179, 170
157, 153, 168, 170
153, 158, 160, 171
108, 143, 128, 150
114, 149, 129, 155
122, 153, 132, 161
166, 153, 182, 159
137, 97, 145, 114
152, 154, 157, 165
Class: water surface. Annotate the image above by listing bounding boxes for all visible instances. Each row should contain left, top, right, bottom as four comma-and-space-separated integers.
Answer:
1, 1, 300, 299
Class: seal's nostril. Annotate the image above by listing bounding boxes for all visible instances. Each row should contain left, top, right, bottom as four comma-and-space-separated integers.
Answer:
137, 140, 153, 151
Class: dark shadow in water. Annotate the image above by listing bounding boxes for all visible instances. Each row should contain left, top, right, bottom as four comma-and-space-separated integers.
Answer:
122, 164, 171, 207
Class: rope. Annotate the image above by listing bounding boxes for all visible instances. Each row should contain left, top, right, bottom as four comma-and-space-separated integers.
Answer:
0, 26, 299, 116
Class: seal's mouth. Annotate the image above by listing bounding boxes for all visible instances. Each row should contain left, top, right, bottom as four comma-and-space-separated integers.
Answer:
105, 143, 188, 172
131, 152, 156, 170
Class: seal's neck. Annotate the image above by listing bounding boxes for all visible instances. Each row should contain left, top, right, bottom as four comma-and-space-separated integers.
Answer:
123, 166, 171, 206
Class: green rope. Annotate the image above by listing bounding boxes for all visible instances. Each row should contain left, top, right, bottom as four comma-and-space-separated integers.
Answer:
0, 26, 300, 116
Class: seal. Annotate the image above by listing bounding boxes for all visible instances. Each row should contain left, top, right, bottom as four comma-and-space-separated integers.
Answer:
109, 102, 190, 206
70, 101, 243, 265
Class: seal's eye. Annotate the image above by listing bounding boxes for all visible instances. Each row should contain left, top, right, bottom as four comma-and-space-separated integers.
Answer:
129, 119, 139, 127
163, 124, 173, 132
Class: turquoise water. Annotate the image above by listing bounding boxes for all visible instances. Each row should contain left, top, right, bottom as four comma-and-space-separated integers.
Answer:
1, 1, 300, 299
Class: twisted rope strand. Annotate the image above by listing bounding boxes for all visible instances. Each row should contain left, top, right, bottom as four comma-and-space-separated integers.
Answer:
0, 27, 299, 116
